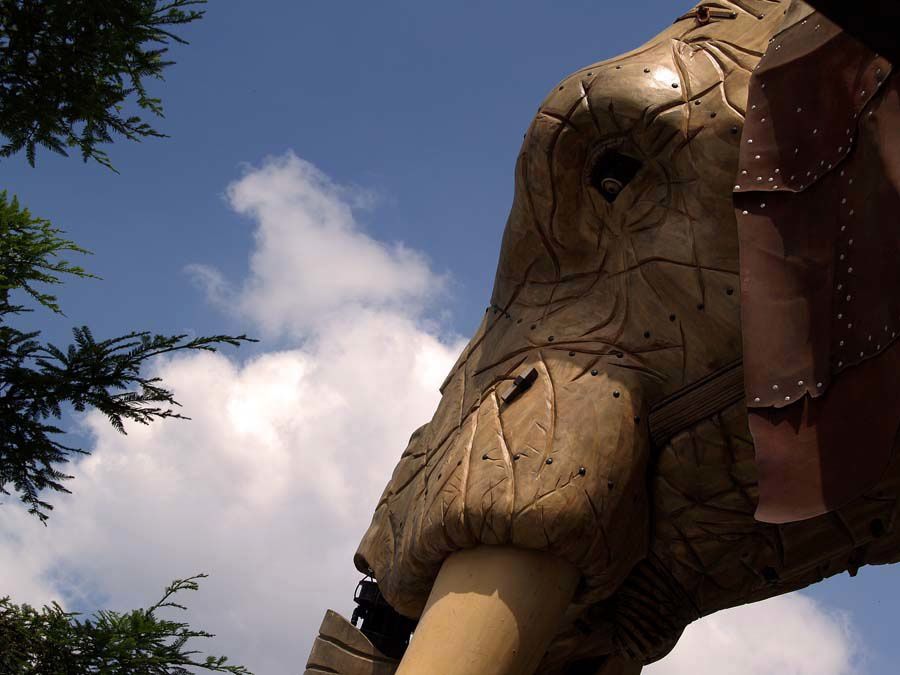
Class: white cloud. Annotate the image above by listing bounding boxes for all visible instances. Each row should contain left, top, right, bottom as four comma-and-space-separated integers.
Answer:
645, 594, 863, 675
0, 152, 865, 675
0, 152, 463, 673
186, 151, 445, 339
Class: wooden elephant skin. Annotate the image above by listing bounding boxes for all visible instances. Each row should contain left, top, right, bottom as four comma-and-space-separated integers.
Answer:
306, 1, 900, 673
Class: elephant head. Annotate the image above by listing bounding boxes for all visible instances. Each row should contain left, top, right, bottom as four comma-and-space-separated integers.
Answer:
307, 2, 900, 674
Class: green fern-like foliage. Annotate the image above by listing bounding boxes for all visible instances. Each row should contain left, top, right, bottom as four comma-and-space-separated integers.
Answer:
0, 0, 206, 170
0, 574, 253, 674
0, 191, 258, 522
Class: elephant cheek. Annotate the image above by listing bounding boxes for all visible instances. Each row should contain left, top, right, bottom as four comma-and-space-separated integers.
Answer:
356, 365, 652, 615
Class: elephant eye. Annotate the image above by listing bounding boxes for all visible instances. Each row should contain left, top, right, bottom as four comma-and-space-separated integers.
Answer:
589, 150, 643, 203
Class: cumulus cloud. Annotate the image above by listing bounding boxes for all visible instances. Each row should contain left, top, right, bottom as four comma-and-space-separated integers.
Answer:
0, 152, 463, 673
645, 594, 863, 675
186, 151, 445, 339
0, 152, 866, 675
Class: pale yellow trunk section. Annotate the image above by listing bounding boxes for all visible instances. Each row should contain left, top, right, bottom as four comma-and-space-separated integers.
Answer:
394, 546, 580, 675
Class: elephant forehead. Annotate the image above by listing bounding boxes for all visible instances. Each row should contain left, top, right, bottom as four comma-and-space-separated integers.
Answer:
534, 33, 753, 149
503, 35, 754, 285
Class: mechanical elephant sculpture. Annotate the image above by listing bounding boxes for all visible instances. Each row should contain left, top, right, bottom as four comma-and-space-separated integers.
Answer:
306, 1, 900, 673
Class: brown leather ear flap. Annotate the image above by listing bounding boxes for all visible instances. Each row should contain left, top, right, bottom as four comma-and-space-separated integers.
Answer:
752, 339, 900, 523
737, 11, 900, 523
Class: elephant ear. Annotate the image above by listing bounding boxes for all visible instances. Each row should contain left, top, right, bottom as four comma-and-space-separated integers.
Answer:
735, 9, 900, 523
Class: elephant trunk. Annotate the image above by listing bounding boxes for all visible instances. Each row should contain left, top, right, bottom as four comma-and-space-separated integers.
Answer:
395, 546, 579, 675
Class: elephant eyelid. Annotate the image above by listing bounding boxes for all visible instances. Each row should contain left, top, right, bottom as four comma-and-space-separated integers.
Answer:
589, 150, 643, 203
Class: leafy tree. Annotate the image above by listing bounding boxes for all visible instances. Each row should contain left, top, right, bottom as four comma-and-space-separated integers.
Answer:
0, 574, 252, 674
1, 191, 258, 522
1, 3, 258, 672
0, 0, 206, 169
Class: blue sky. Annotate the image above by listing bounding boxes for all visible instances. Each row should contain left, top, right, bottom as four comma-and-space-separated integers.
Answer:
2, 1, 897, 673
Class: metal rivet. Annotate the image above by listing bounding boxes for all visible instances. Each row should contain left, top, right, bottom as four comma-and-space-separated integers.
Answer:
840, 340, 845, 346
798, 380, 804, 386
735, 185, 741, 189
644, 67, 651, 73
727, 287, 734, 295
669, 314, 676, 321
608, 480, 615, 489
768, 177, 774, 182
848, 239, 854, 245
760, 202, 766, 208
772, 384, 779, 391
548, 335, 555, 342
742, 210, 749, 215
817, 382, 823, 388
672, 83, 679, 88
482, 453, 489, 460
839, 361, 844, 367
813, 128, 818, 134
613, 390, 621, 398
546, 457, 553, 464
839, 254, 845, 260
860, 351, 865, 357
531, 324, 537, 329
591, 369, 598, 376
842, 198, 847, 204
785, 395, 791, 401
731, 126, 739, 134
748, 138, 754, 144
644, 330, 651, 338
754, 396, 761, 402
634, 416, 641, 424
755, 154, 761, 159
513, 453, 520, 460
757, 176, 763, 182
578, 467, 586, 476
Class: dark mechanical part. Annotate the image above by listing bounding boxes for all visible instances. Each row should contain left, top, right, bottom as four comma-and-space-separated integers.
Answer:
501, 367, 539, 405
674, 5, 738, 24
589, 150, 643, 203
350, 577, 418, 660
